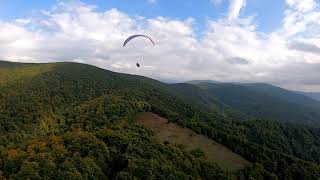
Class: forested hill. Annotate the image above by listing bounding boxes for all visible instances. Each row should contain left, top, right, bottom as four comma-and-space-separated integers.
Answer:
189, 81, 320, 126
299, 91, 320, 101
0, 60, 320, 179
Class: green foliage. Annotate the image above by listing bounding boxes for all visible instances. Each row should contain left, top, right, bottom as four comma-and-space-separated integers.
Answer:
0, 61, 320, 179
177, 118, 320, 179
190, 148, 205, 158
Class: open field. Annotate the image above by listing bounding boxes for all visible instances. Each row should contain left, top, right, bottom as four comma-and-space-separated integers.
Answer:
136, 112, 250, 171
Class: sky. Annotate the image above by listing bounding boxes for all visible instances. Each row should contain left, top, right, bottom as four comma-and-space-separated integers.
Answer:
0, 0, 319, 91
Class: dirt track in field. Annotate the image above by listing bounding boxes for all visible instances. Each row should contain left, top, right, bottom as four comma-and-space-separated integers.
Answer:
136, 112, 249, 172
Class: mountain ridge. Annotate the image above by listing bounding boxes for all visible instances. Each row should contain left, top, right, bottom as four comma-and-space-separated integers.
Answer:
298, 91, 320, 101
187, 80, 320, 126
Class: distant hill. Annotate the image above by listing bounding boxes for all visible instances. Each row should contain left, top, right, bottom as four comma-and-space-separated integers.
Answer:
169, 83, 250, 121
241, 83, 317, 104
187, 80, 222, 84
298, 91, 320, 101
188, 81, 320, 126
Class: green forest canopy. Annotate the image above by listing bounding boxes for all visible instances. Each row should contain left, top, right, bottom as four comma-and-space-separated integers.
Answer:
0, 60, 319, 179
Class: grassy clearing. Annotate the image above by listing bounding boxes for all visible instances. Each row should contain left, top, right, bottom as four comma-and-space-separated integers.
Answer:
136, 112, 250, 172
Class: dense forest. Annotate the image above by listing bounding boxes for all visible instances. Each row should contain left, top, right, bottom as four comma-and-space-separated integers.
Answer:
0, 60, 319, 179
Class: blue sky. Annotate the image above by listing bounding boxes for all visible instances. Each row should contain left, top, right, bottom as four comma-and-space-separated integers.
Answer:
0, 0, 319, 91
0, 0, 285, 33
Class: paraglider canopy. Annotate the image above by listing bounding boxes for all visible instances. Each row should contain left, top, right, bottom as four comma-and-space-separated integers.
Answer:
123, 34, 154, 68
123, 35, 155, 47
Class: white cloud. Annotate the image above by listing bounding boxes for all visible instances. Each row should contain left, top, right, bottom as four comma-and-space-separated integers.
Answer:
228, 0, 246, 21
286, 0, 317, 12
210, 0, 247, 20
147, 0, 157, 4
282, 0, 320, 38
0, 1, 320, 91
210, 0, 223, 6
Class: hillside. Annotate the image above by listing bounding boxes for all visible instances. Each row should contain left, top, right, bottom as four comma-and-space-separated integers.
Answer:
242, 83, 317, 105
299, 91, 320, 101
0, 60, 320, 179
189, 81, 320, 126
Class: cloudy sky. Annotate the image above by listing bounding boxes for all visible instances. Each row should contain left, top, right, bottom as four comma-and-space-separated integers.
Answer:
0, 0, 320, 91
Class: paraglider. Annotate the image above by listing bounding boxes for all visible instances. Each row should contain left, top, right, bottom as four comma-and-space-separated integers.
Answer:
123, 35, 155, 47
123, 35, 155, 68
